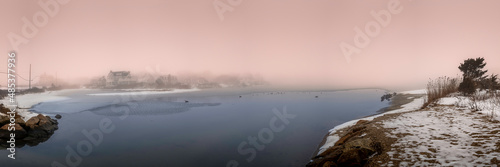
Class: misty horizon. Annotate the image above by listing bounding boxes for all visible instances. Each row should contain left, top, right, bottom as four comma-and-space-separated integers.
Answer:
2, 0, 500, 90
2, 1, 500, 167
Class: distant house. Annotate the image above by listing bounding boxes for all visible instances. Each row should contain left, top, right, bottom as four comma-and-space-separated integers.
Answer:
106, 71, 136, 87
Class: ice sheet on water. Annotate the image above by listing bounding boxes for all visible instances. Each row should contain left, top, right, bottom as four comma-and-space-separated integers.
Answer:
87, 101, 221, 116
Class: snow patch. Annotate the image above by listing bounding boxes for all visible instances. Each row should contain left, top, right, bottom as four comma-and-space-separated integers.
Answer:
382, 107, 500, 166
1, 89, 77, 120
437, 97, 459, 105
318, 135, 340, 155
454, 94, 500, 121
17, 109, 40, 122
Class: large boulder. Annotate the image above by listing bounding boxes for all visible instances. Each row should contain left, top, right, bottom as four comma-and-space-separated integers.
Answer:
15, 117, 26, 127
337, 138, 375, 166
25, 116, 40, 130
25, 114, 58, 133
343, 138, 375, 153
0, 105, 59, 148
0, 115, 9, 125
0, 123, 27, 139
308, 120, 378, 167
308, 146, 344, 167
319, 146, 343, 160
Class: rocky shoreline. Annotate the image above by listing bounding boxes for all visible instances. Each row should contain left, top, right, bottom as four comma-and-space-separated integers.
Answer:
0, 104, 59, 148
307, 111, 409, 166
307, 93, 425, 167
307, 92, 500, 166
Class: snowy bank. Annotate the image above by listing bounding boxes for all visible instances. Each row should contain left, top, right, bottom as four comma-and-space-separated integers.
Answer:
0, 89, 77, 121
311, 89, 500, 166
317, 90, 426, 155
382, 94, 500, 166
1, 89, 78, 108
437, 92, 500, 121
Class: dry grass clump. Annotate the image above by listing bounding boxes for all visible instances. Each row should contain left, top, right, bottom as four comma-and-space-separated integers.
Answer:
423, 76, 459, 108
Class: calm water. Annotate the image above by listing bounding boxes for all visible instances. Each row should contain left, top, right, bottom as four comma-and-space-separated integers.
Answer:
1, 88, 389, 167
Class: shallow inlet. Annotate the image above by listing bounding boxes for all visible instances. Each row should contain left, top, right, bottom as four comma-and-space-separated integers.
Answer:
0, 88, 390, 167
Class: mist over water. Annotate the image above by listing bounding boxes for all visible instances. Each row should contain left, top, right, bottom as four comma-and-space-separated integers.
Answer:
1, 0, 500, 90
1, 88, 390, 167
2, 1, 500, 167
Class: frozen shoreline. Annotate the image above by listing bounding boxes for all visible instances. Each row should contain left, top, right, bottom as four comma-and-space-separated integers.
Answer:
0, 89, 79, 121
317, 89, 426, 155
310, 89, 500, 166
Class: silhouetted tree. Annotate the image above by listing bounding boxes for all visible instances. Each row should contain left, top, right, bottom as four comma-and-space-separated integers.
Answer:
458, 57, 488, 95
490, 74, 500, 90
458, 57, 488, 81
479, 74, 500, 91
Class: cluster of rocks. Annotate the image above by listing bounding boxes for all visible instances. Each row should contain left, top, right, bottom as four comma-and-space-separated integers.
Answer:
0, 105, 59, 148
307, 120, 382, 167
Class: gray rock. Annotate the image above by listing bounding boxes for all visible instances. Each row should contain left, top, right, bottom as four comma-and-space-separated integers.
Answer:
0, 123, 27, 139
337, 138, 375, 167
15, 117, 26, 127
0, 115, 9, 125
25, 116, 40, 130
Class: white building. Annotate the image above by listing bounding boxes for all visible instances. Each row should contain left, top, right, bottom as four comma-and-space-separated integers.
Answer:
106, 71, 136, 87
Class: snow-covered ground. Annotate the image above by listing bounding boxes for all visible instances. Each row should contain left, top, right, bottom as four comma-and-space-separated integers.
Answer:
3, 89, 78, 108
318, 89, 500, 165
1, 89, 80, 121
318, 90, 426, 155
87, 88, 200, 96
383, 95, 500, 166
438, 92, 500, 121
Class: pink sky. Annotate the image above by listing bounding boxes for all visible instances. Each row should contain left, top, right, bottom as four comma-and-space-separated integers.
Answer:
1, 0, 500, 90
